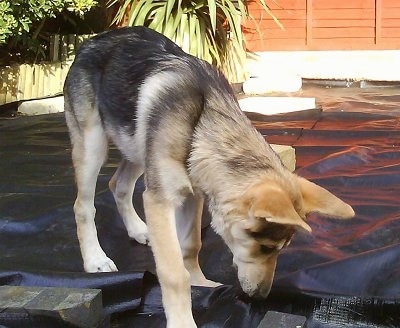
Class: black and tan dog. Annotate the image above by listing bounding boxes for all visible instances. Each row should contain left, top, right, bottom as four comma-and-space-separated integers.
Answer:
64, 26, 354, 327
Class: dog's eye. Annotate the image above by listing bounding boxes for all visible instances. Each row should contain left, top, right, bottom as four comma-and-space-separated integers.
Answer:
259, 245, 275, 254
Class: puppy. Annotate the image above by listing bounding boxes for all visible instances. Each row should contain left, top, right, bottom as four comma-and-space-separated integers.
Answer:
64, 26, 354, 327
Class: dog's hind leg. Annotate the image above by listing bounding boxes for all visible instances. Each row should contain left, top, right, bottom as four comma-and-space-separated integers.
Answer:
109, 159, 148, 244
69, 111, 118, 273
176, 192, 221, 287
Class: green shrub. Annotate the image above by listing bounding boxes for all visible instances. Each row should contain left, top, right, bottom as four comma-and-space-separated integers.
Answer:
0, 0, 98, 64
0, 2, 17, 45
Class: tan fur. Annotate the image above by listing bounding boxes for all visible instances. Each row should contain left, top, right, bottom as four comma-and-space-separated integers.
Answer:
297, 177, 355, 218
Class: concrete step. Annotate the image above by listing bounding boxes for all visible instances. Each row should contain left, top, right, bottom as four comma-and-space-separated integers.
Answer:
18, 96, 64, 115
239, 96, 316, 115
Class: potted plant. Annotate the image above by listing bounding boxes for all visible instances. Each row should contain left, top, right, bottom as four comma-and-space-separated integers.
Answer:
107, 0, 279, 82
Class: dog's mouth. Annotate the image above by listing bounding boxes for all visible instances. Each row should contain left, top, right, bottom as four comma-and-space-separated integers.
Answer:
243, 283, 272, 299
232, 261, 274, 300
236, 273, 273, 300
236, 284, 272, 303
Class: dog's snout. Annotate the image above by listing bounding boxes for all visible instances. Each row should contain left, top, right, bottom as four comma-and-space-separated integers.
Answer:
239, 277, 272, 300
244, 286, 271, 300
252, 284, 272, 299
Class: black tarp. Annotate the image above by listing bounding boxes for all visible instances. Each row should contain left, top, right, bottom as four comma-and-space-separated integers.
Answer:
1, 86, 400, 327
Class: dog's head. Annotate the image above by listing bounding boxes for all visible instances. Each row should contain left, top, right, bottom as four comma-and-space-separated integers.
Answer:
225, 175, 354, 298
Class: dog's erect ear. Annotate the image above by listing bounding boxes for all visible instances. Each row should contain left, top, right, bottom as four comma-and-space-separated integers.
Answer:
243, 181, 312, 232
296, 176, 355, 219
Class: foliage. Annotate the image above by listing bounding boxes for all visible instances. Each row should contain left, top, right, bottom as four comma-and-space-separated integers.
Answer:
108, 0, 278, 82
0, 2, 17, 45
0, 0, 98, 64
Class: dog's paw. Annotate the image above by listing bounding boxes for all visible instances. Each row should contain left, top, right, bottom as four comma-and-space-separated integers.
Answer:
85, 256, 118, 273
167, 323, 197, 328
167, 317, 197, 328
191, 278, 222, 288
127, 221, 149, 245
131, 231, 149, 245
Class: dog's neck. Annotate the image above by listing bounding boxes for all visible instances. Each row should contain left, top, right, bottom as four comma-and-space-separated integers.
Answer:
188, 100, 288, 218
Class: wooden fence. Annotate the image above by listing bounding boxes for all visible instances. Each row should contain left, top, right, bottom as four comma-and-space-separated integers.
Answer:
244, 0, 400, 51
0, 34, 93, 105
49, 34, 92, 62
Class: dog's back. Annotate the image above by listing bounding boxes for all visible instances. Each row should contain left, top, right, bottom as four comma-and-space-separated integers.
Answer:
64, 27, 238, 164
64, 26, 189, 130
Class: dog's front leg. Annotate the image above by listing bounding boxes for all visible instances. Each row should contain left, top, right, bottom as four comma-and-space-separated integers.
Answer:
143, 190, 197, 328
176, 193, 221, 287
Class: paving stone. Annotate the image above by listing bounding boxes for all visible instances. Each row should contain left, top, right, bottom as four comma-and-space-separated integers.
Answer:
271, 144, 296, 172
0, 286, 103, 328
239, 96, 316, 115
257, 311, 307, 328
243, 75, 303, 94
18, 96, 64, 115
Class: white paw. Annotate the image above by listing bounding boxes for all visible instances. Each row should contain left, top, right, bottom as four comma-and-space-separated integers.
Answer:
127, 221, 149, 245
167, 318, 197, 328
167, 323, 197, 328
84, 256, 118, 273
131, 231, 149, 245
191, 278, 222, 288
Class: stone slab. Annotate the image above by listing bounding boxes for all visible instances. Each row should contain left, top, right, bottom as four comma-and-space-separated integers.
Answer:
257, 311, 307, 328
270, 144, 296, 172
239, 96, 316, 115
0, 286, 103, 328
243, 75, 302, 94
18, 96, 64, 115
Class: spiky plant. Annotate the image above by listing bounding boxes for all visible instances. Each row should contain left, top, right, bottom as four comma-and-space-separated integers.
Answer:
107, 0, 277, 82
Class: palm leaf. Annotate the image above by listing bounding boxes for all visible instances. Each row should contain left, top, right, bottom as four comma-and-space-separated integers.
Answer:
109, 0, 132, 25
188, 14, 197, 55
257, 0, 283, 29
126, 0, 148, 26
178, 13, 189, 53
164, 1, 182, 39
207, 0, 217, 33
108, 0, 278, 82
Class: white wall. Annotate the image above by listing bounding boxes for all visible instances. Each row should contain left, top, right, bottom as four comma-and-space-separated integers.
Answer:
246, 50, 400, 81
